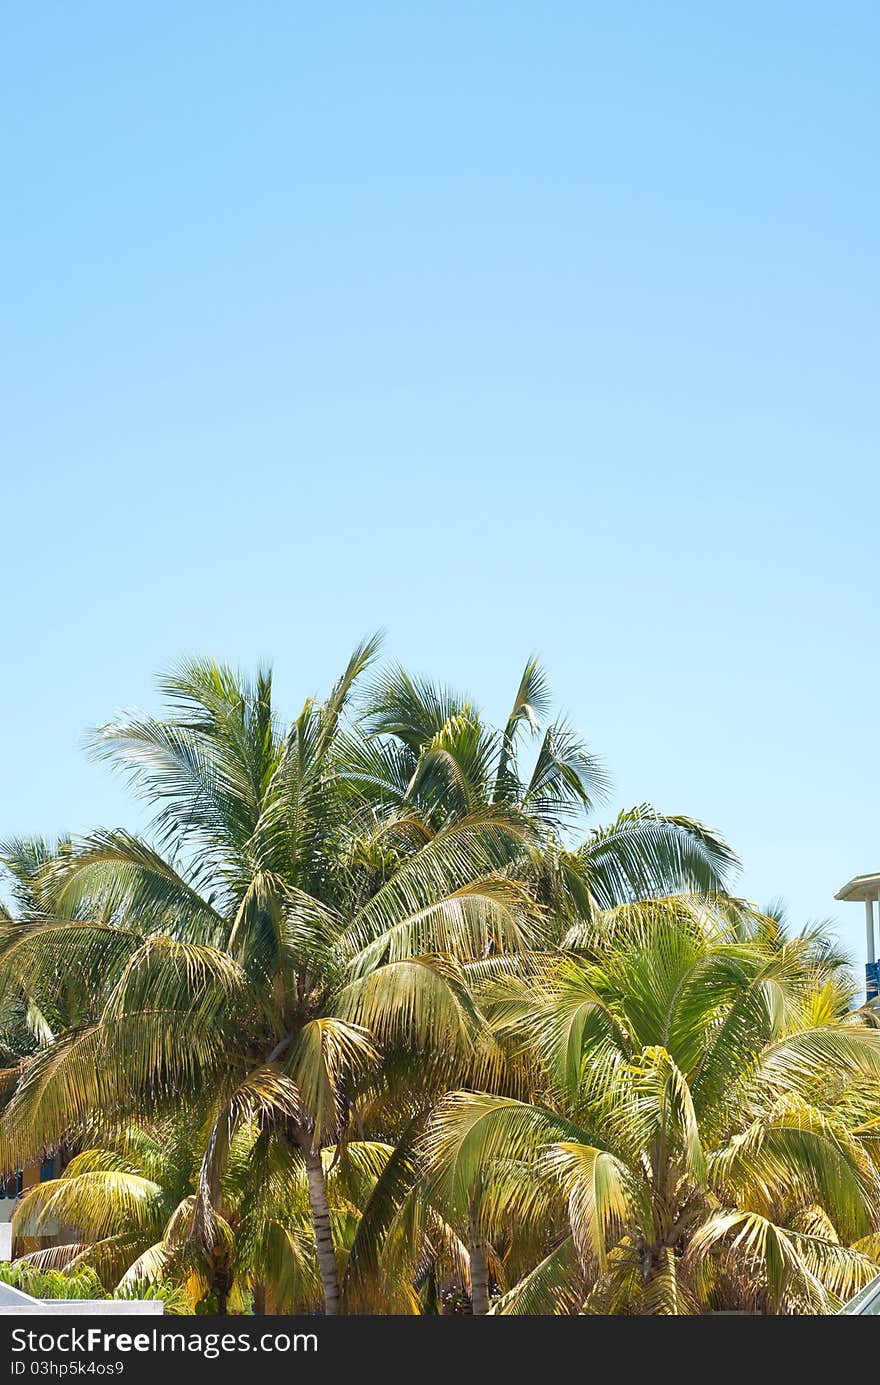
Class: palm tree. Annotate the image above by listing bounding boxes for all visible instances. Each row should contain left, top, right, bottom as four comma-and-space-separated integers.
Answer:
334, 661, 740, 1311
421, 898, 880, 1313
12, 1117, 401, 1313
0, 640, 541, 1314
12, 1122, 218, 1305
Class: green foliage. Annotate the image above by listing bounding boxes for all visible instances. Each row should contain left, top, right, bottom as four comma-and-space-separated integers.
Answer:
3, 642, 868, 1316
0, 1260, 105, 1300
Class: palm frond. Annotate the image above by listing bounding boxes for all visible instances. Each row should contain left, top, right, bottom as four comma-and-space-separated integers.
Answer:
285, 1018, 379, 1146
491, 1236, 583, 1315
581, 805, 738, 906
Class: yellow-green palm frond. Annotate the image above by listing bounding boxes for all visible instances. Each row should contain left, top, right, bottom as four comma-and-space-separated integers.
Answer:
581, 1244, 646, 1314
285, 1018, 378, 1147
789, 1205, 841, 1241
341, 811, 540, 964
421, 1092, 585, 1215
340, 1125, 421, 1314
0, 1024, 106, 1163
851, 1232, 880, 1263
338, 955, 485, 1056
117, 1240, 178, 1289
543, 1142, 635, 1272
104, 936, 250, 1027
347, 877, 544, 976
509, 957, 629, 1102
0, 917, 141, 1020
314, 633, 385, 764
627, 1046, 705, 1185
755, 1024, 880, 1098
16, 1241, 92, 1274
326, 1140, 394, 1205
85, 658, 288, 866
578, 805, 738, 907
711, 1097, 880, 1243
689, 1209, 878, 1313
405, 713, 501, 819
521, 718, 609, 827
42, 831, 222, 939
642, 1247, 702, 1315
235, 1217, 320, 1312
13, 1170, 169, 1243
491, 1236, 583, 1315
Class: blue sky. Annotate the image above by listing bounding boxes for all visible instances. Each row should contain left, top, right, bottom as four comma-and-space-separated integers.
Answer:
2, 3, 878, 964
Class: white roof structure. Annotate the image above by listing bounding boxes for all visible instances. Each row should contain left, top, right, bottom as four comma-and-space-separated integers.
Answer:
0, 1279, 44, 1308
835, 874, 880, 998
835, 873, 880, 902
0, 1278, 163, 1315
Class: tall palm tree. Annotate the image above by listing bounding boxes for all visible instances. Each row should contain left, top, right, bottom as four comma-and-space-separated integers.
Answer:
420, 898, 880, 1313
0, 640, 541, 1314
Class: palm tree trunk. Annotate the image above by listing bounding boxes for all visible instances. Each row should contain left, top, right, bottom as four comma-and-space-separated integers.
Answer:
210, 1245, 232, 1315
468, 1209, 490, 1316
304, 1145, 340, 1315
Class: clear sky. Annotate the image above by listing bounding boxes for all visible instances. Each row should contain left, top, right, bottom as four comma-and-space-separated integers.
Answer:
2, 3, 878, 965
